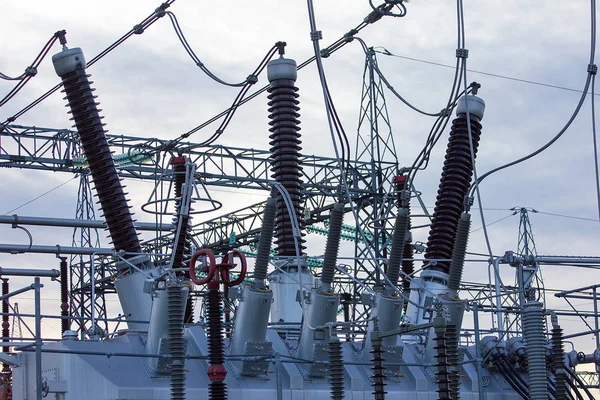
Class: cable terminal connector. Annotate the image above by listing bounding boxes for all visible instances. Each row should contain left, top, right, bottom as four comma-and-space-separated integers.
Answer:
588, 64, 598, 75
54, 30, 67, 46
344, 29, 358, 42
456, 48, 469, 59
275, 41, 287, 55
246, 74, 258, 85
310, 31, 323, 41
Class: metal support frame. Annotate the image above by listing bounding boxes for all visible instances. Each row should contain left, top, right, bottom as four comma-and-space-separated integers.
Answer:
350, 48, 399, 326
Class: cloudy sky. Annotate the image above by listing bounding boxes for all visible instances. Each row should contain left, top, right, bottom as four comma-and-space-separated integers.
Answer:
1, 0, 600, 361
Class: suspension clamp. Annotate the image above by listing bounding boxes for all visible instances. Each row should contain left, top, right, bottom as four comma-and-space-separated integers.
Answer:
133, 24, 144, 35
246, 74, 258, 85
155, 4, 168, 18
456, 48, 469, 59
310, 30, 323, 41
24, 66, 37, 77
588, 64, 598, 75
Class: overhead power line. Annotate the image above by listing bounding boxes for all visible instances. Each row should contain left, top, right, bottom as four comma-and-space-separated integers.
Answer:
375, 48, 600, 97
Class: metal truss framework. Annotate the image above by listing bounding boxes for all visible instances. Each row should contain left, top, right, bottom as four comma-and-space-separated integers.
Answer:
350, 49, 399, 323
0, 123, 398, 331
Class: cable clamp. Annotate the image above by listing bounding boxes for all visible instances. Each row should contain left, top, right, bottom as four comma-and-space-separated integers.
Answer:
246, 74, 258, 85
133, 24, 145, 35
154, 5, 167, 18
310, 30, 323, 41
588, 64, 598, 75
320, 48, 331, 58
24, 66, 37, 77
456, 48, 469, 59
196, 61, 204, 68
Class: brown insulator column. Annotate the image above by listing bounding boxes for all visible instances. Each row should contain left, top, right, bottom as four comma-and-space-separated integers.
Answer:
1, 279, 9, 369
267, 56, 305, 257
59, 257, 70, 333
424, 96, 485, 273
52, 47, 141, 258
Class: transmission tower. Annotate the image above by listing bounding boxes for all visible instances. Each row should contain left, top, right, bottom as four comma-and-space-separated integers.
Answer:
501, 207, 546, 336
350, 48, 399, 321
10, 303, 22, 339
70, 173, 109, 338
515, 207, 545, 305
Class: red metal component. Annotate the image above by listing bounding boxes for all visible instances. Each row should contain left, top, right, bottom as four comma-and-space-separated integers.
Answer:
169, 155, 186, 166
189, 249, 217, 285
393, 174, 407, 184
207, 364, 227, 381
220, 250, 247, 287
189, 249, 247, 288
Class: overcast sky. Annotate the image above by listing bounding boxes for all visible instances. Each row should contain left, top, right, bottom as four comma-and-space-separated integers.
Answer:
1, 0, 600, 359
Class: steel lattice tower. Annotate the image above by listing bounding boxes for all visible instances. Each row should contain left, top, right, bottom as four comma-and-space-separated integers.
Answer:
70, 173, 109, 338
501, 207, 546, 336
350, 48, 399, 321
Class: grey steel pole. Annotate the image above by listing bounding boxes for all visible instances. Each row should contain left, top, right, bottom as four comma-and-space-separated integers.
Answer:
0, 214, 171, 231
34, 277, 43, 400
0, 267, 60, 278
473, 303, 485, 400
275, 353, 283, 400
594, 287, 600, 349
0, 284, 35, 301
0, 244, 113, 256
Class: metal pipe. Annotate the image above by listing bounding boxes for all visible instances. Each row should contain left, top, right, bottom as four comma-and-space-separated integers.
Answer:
472, 304, 485, 400
34, 277, 42, 400
0, 214, 170, 231
0, 284, 36, 301
0, 267, 60, 278
0, 244, 113, 256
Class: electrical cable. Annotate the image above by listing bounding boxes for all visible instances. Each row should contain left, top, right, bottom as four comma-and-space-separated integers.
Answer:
457, 0, 495, 261
353, 36, 443, 117
175, 44, 279, 149
1, 1, 174, 126
171, 1, 398, 154
166, 11, 247, 87
375, 48, 600, 97
468, 0, 597, 199
591, 73, 600, 221
565, 367, 594, 400
2, 175, 78, 215
0, 32, 64, 108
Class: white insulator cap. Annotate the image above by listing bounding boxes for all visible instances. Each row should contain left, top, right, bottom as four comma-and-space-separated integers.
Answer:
456, 95, 485, 121
52, 47, 86, 76
267, 57, 297, 82
61, 330, 78, 341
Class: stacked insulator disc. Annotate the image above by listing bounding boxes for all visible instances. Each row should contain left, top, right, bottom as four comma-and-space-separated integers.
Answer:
370, 344, 387, 400
206, 289, 227, 400
395, 176, 414, 296
267, 58, 305, 257
328, 340, 345, 400
425, 111, 482, 273
55, 50, 140, 257
434, 329, 452, 399
59, 258, 70, 333
170, 156, 194, 322
1, 279, 8, 361
445, 324, 460, 399
552, 326, 568, 400
167, 283, 186, 400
